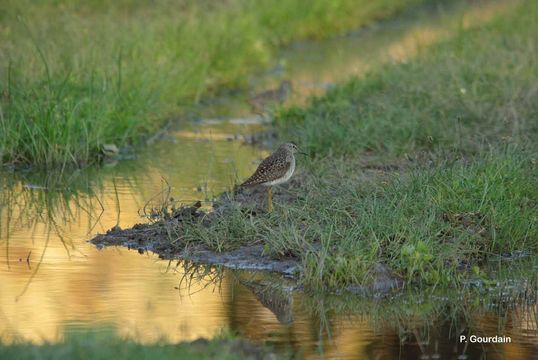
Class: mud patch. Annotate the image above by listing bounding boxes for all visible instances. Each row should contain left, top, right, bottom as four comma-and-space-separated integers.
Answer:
91, 180, 302, 273
92, 224, 298, 275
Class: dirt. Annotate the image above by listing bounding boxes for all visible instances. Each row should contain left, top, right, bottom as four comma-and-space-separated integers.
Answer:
93, 227, 300, 274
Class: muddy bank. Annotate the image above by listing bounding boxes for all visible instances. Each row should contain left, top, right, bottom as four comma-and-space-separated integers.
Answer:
91, 177, 403, 296
94, 223, 300, 275
91, 180, 302, 272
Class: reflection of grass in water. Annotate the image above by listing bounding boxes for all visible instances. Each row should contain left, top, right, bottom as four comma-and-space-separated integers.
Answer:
0, 168, 120, 297
0, 170, 105, 247
298, 272, 537, 358
158, 260, 536, 358
175, 261, 227, 298
0, 157, 161, 245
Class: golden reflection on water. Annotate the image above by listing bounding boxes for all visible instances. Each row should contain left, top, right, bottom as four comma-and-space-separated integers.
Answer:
0, 126, 267, 344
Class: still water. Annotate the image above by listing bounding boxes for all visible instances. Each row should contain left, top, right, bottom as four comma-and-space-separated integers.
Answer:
1, 1, 536, 358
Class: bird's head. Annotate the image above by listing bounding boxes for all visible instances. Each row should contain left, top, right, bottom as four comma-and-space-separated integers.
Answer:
279, 142, 297, 153
280, 142, 307, 155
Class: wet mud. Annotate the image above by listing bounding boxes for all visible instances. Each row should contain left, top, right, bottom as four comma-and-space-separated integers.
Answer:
91, 179, 301, 270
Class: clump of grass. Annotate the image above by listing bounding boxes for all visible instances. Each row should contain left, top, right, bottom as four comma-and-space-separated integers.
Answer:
1, 66, 150, 167
182, 203, 263, 252
0, 0, 422, 168
278, 0, 538, 157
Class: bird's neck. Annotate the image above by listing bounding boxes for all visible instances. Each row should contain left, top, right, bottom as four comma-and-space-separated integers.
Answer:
285, 152, 295, 163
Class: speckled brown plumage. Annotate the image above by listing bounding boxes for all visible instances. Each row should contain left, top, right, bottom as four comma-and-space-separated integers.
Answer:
241, 143, 296, 187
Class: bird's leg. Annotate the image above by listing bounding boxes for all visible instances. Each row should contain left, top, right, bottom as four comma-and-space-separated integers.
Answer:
267, 187, 273, 213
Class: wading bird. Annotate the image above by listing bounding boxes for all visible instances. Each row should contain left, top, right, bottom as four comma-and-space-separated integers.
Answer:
240, 142, 302, 213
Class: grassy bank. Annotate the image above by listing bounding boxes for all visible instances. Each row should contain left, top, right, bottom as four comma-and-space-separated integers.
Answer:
0, 331, 276, 360
185, 149, 536, 288
0, 0, 422, 168
177, 0, 537, 289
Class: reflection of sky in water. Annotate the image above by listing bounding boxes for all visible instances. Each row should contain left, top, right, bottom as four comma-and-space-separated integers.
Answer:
0, 0, 536, 358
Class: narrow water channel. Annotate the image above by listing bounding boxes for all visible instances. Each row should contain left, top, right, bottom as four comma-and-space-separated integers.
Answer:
1, 1, 536, 358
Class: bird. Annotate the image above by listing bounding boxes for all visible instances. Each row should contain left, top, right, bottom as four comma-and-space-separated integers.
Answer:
240, 280, 294, 324
248, 80, 292, 114
240, 142, 301, 213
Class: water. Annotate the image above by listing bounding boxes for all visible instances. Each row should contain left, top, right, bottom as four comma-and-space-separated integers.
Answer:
1, 0, 536, 358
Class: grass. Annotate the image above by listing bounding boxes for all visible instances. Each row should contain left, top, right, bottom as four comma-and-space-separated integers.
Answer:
170, 0, 538, 289
0, 0, 423, 168
0, 329, 277, 360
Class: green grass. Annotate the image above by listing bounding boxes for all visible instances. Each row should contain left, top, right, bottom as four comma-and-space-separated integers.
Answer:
171, 1, 538, 289
0, 0, 422, 168
0, 330, 276, 360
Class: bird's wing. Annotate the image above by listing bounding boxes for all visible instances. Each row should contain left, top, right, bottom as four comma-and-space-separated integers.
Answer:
241, 156, 290, 186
